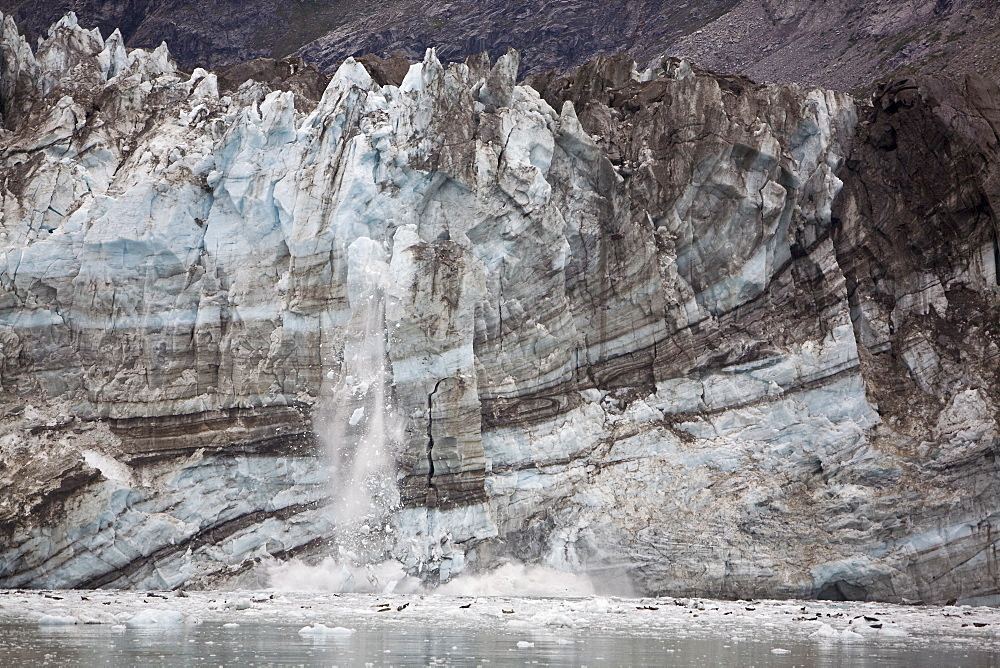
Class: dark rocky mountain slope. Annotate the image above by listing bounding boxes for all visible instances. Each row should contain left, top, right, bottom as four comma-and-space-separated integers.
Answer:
0, 0, 997, 90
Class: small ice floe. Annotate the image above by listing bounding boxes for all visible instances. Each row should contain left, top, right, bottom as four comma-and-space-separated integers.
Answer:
540, 612, 576, 628
515, 610, 577, 629
582, 597, 619, 614
223, 622, 240, 628
298, 623, 356, 636
125, 609, 185, 628
856, 622, 909, 639
771, 648, 791, 654
875, 625, 909, 638
77, 611, 117, 625
841, 628, 866, 642
516, 640, 535, 648
809, 623, 841, 639
37, 614, 77, 626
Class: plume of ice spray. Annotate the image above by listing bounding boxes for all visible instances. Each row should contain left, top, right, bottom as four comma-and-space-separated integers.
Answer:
318, 237, 404, 566
266, 557, 605, 596
267, 557, 421, 594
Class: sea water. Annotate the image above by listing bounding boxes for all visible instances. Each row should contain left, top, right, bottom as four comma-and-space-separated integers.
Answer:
4, 619, 998, 666
2, 589, 999, 667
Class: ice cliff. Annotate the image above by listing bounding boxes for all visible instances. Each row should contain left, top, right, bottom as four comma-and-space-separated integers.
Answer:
1, 13, 999, 604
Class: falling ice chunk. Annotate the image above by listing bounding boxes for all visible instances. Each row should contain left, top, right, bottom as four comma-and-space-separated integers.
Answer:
349, 407, 365, 425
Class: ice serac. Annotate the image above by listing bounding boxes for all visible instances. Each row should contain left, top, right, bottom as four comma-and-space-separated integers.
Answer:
1, 14, 999, 604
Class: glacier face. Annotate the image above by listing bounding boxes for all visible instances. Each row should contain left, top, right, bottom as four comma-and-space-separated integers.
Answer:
1, 14, 999, 603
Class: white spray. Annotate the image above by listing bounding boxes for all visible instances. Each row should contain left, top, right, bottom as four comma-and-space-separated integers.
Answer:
317, 237, 404, 573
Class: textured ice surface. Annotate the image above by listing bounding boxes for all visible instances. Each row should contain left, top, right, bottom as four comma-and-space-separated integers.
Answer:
36, 614, 77, 626
1, 13, 999, 604
125, 609, 187, 628
298, 623, 356, 636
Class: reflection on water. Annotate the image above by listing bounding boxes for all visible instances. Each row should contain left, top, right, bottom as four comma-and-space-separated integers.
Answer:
2, 621, 998, 667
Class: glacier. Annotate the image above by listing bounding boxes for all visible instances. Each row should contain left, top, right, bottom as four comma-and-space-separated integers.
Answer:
1, 12, 999, 604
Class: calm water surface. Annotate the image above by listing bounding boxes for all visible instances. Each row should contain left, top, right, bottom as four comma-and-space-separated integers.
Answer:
2, 621, 998, 667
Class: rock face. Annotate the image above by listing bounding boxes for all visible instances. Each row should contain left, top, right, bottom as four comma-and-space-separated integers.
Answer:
0, 0, 737, 75
0, 14, 999, 603
0, 0, 285, 70
663, 0, 1000, 91
1, 0, 999, 90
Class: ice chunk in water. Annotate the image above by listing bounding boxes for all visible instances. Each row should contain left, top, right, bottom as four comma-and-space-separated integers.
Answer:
37, 615, 77, 626
809, 623, 840, 639
298, 624, 356, 636
125, 609, 185, 627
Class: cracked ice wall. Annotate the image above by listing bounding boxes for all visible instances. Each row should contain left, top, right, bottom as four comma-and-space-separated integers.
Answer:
2, 14, 1000, 603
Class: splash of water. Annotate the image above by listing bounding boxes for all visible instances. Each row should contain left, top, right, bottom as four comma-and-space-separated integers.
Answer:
266, 557, 604, 597
435, 562, 601, 597
267, 557, 421, 594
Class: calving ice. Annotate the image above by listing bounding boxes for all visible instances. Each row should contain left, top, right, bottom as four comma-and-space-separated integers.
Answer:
1, 11, 999, 607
